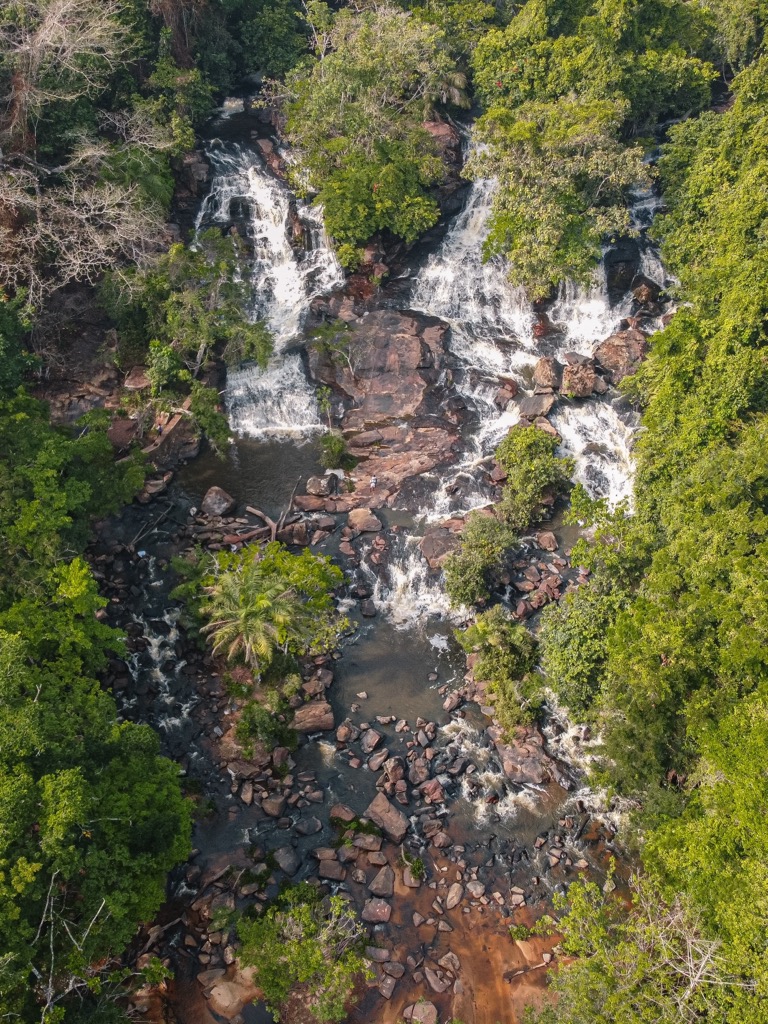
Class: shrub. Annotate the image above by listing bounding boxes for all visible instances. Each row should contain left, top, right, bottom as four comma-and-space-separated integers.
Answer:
444, 512, 517, 607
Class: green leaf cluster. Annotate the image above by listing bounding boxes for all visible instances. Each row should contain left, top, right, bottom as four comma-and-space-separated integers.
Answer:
494, 425, 574, 530
278, 1, 466, 249
0, 392, 190, 1019
237, 884, 369, 1022
468, 0, 717, 292
444, 512, 517, 607
456, 605, 540, 727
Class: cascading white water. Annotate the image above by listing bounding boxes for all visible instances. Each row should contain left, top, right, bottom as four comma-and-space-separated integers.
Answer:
408, 166, 665, 513
197, 142, 343, 436
365, 535, 458, 626
551, 399, 639, 508
411, 178, 534, 355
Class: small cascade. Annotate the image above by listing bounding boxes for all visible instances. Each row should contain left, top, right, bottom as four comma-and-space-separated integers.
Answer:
548, 263, 625, 352
197, 141, 343, 437
366, 534, 457, 627
551, 398, 639, 507
440, 719, 543, 826
411, 178, 534, 364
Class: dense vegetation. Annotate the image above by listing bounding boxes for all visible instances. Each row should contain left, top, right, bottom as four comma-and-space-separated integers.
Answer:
3, 0, 768, 1021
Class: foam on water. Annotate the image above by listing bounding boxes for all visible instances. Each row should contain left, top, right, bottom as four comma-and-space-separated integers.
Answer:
197, 142, 343, 437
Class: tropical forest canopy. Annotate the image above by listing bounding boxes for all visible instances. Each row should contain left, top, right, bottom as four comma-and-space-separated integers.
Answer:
2, 0, 768, 1021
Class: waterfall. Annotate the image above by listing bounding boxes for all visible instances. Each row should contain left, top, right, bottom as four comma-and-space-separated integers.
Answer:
551, 399, 638, 508
197, 142, 343, 437
409, 168, 670, 512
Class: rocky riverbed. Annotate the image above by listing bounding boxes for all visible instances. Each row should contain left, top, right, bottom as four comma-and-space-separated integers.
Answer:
70, 103, 674, 1024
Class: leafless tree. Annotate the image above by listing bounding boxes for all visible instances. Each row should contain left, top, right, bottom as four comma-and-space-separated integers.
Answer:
0, 0, 132, 148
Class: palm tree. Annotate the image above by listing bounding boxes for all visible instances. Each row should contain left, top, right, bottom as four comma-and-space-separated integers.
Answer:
200, 558, 310, 672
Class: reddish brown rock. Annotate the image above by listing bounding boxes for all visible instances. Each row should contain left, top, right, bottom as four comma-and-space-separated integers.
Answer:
594, 328, 648, 384
533, 357, 561, 392
364, 791, 409, 843
292, 701, 334, 733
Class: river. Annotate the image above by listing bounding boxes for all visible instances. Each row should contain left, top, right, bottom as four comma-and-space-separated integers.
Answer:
113, 106, 671, 1023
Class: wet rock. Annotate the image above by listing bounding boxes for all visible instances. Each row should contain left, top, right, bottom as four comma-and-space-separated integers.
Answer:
368, 866, 395, 898
443, 691, 462, 712
306, 475, 333, 497
421, 778, 445, 803
337, 845, 359, 864
419, 528, 460, 569
494, 385, 518, 410
318, 860, 346, 881
294, 816, 322, 836
364, 792, 409, 843
362, 898, 392, 923
378, 974, 397, 999
402, 1002, 438, 1024
262, 795, 286, 818
201, 487, 236, 517
431, 831, 452, 849
383, 961, 405, 979
329, 798, 356, 823
207, 980, 248, 1016
446, 882, 464, 910
533, 357, 562, 392
424, 965, 452, 994
439, 952, 461, 974
561, 355, 596, 398
312, 847, 337, 860
360, 598, 377, 617
336, 720, 359, 744
536, 531, 558, 551
360, 728, 383, 754
517, 393, 556, 418
368, 749, 389, 772
408, 759, 430, 785
366, 946, 391, 963
292, 701, 334, 732
403, 866, 422, 888
631, 273, 661, 305
594, 328, 648, 384
197, 968, 226, 988
353, 833, 382, 851
348, 508, 382, 532
273, 846, 300, 876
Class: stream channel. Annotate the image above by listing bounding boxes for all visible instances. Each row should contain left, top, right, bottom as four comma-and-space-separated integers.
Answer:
106, 106, 672, 1024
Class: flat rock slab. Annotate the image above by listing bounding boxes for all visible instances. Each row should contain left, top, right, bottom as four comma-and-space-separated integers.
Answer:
292, 701, 334, 732
364, 791, 409, 844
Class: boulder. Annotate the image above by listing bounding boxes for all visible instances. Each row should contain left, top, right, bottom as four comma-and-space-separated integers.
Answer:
445, 882, 464, 910
517, 393, 556, 419
361, 898, 392, 923
306, 475, 333, 497
348, 508, 383, 533
360, 728, 383, 754
273, 846, 300, 876
533, 357, 561, 392
262, 795, 286, 818
536, 531, 558, 552
594, 328, 648, 384
207, 980, 248, 1016
201, 486, 236, 517
364, 792, 409, 843
561, 356, 596, 398
402, 1002, 438, 1024
318, 860, 346, 881
292, 701, 334, 733
631, 273, 661, 305
368, 866, 395, 897
294, 816, 322, 836
330, 802, 356, 823
419, 528, 460, 569
424, 965, 452, 994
